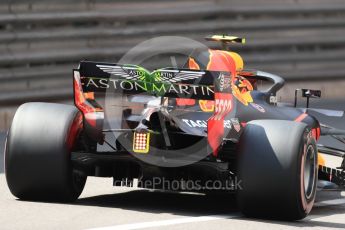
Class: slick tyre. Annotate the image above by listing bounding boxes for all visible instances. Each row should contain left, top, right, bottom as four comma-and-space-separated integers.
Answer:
5, 103, 86, 202
237, 120, 317, 220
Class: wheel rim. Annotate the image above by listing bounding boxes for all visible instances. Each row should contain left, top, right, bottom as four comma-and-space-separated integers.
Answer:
304, 144, 316, 200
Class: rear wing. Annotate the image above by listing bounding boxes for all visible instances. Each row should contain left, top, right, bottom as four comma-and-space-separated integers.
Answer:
77, 61, 229, 100
74, 61, 233, 155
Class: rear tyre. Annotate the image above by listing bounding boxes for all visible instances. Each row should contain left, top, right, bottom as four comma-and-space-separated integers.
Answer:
237, 120, 317, 220
5, 103, 86, 202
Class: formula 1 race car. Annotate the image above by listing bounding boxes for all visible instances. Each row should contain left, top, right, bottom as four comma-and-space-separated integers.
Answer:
5, 35, 345, 220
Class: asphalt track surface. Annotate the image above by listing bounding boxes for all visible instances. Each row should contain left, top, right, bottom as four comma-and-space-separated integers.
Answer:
1, 99, 345, 230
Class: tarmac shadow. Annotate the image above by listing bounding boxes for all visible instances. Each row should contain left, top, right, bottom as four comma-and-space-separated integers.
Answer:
75, 188, 345, 229
76, 189, 237, 216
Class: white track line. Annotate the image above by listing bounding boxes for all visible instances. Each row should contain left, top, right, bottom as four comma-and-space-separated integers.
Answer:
87, 198, 345, 230
314, 198, 345, 207
86, 214, 239, 230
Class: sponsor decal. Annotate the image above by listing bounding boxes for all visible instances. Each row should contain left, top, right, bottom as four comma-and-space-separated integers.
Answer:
83, 77, 214, 97
207, 92, 233, 157
96, 64, 205, 84
82, 64, 218, 98
218, 73, 231, 92
250, 103, 266, 113
231, 118, 241, 132
231, 76, 253, 106
182, 119, 232, 129
214, 94, 233, 120
199, 100, 214, 112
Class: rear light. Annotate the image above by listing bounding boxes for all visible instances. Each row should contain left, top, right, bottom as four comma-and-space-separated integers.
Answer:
133, 132, 150, 153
